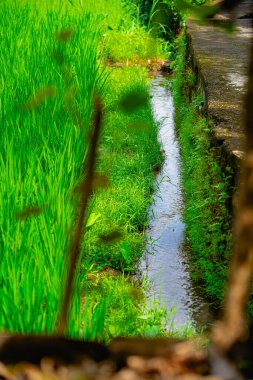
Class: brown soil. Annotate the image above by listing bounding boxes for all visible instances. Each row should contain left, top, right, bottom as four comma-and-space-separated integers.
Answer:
106, 58, 169, 75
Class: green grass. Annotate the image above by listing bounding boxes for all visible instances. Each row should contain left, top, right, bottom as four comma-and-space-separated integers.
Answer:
1, 0, 105, 334
0, 0, 183, 340
0, 0, 200, 341
84, 67, 163, 271
81, 0, 164, 62
172, 35, 233, 308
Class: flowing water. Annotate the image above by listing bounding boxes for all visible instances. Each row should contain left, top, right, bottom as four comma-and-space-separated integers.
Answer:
141, 75, 211, 329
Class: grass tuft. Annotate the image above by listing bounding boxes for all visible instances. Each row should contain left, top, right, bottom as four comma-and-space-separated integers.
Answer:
172, 34, 233, 309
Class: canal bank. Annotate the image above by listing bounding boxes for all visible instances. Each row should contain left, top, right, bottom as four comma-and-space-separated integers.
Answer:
169, 1, 253, 316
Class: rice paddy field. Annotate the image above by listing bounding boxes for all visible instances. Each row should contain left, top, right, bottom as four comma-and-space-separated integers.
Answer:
0, 0, 172, 340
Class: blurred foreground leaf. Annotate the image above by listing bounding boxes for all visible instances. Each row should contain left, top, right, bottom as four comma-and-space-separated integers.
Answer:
99, 231, 123, 244
73, 174, 109, 196
15, 206, 44, 220
92, 173, 110, 191
175, 0, 217, 18
127, 121, 149, 132
175, 0, 236, 32
119, 90, 148, 113
23, 86, 57, 109
52, 49, 64, 65
56, 28, 74, 42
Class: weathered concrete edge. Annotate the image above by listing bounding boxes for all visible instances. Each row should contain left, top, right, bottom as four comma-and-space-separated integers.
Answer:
185, 29, 243, 197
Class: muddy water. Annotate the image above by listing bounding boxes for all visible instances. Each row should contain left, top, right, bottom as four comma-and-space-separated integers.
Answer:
141, 75, 211, 329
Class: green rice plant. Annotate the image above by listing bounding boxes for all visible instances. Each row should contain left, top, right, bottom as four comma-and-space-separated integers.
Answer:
0, 0, 105, 334
0, 0, 198, 340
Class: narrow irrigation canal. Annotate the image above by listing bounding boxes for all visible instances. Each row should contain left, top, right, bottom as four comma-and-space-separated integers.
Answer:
141, 75, 211, 329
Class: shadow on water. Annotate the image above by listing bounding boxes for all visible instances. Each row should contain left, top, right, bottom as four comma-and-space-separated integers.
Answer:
141, 74, 213, 331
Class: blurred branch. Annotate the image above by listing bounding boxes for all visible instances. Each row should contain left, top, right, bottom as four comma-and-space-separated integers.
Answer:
212, 17, 253, 353
58, 95, 103, 335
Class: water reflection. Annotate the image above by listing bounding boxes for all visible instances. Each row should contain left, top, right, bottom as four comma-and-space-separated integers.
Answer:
141, 75, 212, 330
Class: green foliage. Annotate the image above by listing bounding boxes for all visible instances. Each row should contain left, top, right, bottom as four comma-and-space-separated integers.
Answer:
132, 0, 182, 39
83, 67, 163, 271
105, 30, 162, 62
0, 0, 198, 341
0, 0, 175, 339
0, 0, 104, 335
119, 88, 149, 113
173, 35, 233, 307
